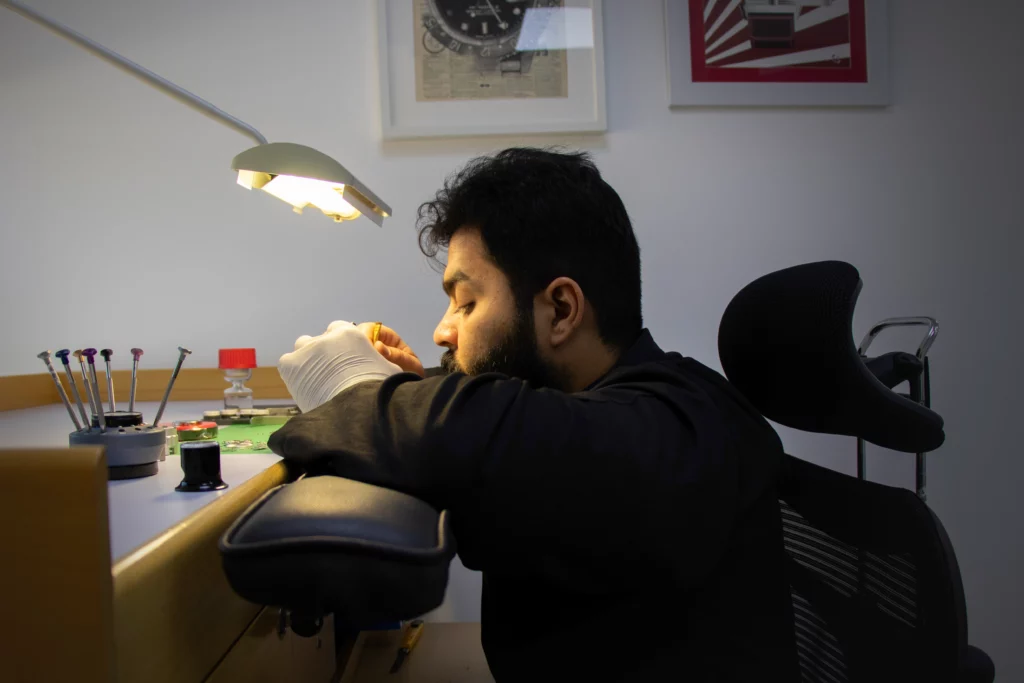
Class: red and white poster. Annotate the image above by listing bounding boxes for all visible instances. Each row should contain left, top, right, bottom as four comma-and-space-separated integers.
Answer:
690, 0, 867, 83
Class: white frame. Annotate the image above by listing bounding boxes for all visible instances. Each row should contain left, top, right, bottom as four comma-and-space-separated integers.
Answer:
377, 0, 607, 139
665, 0, 890, 107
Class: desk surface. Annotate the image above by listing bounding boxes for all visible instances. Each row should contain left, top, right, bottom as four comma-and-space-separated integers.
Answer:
0, 400, 283, 562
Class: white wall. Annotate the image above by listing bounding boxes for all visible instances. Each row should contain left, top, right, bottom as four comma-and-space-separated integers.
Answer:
2, 0, 1021, 677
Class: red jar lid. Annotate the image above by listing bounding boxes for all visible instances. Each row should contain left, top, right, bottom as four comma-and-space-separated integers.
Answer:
176, 421, 218, 432
219, 348, 257, 369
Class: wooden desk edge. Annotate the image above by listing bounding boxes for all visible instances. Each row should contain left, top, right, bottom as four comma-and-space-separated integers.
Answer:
112, 460, 292, 578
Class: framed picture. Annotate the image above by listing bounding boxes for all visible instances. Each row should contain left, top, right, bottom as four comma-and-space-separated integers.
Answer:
377, 0, 606, 139
665, 0, 890, 106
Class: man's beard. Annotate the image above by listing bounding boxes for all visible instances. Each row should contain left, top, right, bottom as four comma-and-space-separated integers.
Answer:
440, 310, 568, 390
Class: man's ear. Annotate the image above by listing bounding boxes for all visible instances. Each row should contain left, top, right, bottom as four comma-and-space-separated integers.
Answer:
539, 277, 585, 347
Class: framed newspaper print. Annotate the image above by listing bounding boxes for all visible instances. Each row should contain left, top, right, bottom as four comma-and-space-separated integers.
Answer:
665, 0, 890, 106
377, 0, 607, 139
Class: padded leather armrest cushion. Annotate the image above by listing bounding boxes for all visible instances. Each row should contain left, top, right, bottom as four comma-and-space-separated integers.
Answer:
219, 476, 455, 626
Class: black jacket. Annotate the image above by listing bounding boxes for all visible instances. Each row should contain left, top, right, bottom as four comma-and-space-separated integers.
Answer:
269, 330, 797, 681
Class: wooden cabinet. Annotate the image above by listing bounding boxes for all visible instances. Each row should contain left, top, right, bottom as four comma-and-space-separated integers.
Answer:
1, 446, 338, 683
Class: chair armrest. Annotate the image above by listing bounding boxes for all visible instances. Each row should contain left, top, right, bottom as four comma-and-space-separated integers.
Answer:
220, 476, 456, 629
959, 645, 995, 683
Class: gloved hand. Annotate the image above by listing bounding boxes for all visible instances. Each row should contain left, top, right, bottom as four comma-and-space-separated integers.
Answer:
279, 320, 404, 413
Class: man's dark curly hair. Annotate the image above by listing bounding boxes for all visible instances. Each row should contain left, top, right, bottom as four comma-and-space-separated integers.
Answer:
418, 147, 642, 351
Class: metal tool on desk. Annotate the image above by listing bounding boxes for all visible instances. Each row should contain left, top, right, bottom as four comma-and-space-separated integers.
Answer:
152, 346, 191, 427
389, 619, 424, 674
37, 350, 82, 431
100, 346, 144, 429
56, 349, 89, 427
129, 347, 143, 412
82, 349, 107, 432
100, 348, 116, 412
73, 349, 98, 421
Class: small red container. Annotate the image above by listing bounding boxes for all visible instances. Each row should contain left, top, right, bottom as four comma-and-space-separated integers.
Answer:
219, 348, 257, 370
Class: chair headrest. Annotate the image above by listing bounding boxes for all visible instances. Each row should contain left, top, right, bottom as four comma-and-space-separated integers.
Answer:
717, 261, 944, 453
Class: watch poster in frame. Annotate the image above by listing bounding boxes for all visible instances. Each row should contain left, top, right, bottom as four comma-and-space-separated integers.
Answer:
665, 0, 890, 106
378, 0, 607, 139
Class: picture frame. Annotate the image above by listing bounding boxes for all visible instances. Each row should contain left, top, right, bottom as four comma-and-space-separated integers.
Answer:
665, 0, 890, 107
377, 0, 606, 139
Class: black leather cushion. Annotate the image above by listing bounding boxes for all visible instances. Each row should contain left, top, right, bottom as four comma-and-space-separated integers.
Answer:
718, 261, 944, 453
220, 476, 455, 626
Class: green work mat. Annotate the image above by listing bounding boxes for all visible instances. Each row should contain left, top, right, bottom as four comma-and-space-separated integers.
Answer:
215, 423, 284, 454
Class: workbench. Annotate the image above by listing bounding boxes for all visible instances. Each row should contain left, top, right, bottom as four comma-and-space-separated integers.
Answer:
0, 400, 338, 683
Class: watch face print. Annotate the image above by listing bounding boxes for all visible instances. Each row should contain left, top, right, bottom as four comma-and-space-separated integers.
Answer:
425, 0, 549, 57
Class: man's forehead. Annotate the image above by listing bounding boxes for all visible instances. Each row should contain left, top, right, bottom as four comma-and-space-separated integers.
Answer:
443, 229, 490, 282
447, 228, 488, 264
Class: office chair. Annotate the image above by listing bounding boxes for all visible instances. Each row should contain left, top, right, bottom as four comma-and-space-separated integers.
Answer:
718, 260, 994, 683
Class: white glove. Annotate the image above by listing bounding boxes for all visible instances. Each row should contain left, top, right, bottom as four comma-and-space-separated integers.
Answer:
278, 320, 404, 413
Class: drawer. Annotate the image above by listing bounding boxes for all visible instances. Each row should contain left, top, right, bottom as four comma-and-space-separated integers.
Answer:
205, 608, 336, 683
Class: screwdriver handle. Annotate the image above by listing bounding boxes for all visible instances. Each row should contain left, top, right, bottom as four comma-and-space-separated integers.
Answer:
101, 349, 115, 412
39, 352, 82, 431
86, 358, 107, 432
57, 350, 90, 426
389, 620, 425, 674
80, 369, 96, 418
401, 620, 424, 651
74, 351, 98, 421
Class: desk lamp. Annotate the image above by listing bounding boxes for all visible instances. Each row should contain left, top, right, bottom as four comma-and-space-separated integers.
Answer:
1, 0, 391, 226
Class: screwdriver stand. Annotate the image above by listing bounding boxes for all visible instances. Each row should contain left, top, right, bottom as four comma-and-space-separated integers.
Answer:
69, 411, 166, 480
70, 427, 166, 479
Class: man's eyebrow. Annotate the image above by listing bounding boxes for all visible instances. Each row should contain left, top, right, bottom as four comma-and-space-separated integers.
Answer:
442, 270, 471, 296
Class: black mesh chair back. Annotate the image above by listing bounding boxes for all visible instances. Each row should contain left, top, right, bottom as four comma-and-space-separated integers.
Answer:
718, 261, 992, 683
779, 454, 967, 682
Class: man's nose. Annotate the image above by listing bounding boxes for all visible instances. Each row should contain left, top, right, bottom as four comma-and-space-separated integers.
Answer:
434, 315, 457, 349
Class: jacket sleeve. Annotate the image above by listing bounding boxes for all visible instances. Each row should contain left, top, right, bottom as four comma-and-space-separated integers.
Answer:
267, 371, 739, 587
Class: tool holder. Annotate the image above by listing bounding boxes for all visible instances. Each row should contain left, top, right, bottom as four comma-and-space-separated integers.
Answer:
70, 425, 166, 480
69, 410, 164, 479
48, 344, 191, 480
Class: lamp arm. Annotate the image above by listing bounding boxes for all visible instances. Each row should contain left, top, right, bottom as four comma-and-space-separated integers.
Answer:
1, 0, 268, 146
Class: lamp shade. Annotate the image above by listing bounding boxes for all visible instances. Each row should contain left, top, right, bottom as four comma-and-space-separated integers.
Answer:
2, 1, 393, 228
232, 142, 391, 226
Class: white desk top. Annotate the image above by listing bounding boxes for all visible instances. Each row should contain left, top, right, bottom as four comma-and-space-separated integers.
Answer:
0, 400, 283, 562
